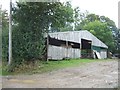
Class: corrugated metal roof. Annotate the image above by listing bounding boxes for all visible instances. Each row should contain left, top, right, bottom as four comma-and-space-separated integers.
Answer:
48, 30, 108, 49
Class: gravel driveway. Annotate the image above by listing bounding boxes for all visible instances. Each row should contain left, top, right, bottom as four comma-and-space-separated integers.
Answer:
2, 60, 118, 88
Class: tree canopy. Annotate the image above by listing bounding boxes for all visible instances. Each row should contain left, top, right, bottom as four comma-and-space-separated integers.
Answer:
11, 1, 74, 63
2, 9, 9, 61
83, 20, 115, 51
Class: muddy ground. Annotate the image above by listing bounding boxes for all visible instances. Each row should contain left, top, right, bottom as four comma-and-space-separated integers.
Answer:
2, 60, 119, 88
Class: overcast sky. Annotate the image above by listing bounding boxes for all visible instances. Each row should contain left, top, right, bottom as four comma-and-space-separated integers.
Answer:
71, 0, 119, 27
0, 0, 119, 27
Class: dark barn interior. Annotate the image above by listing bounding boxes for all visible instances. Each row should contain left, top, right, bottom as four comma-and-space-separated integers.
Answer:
48, 36, 80, 49
81, 39, 93, 58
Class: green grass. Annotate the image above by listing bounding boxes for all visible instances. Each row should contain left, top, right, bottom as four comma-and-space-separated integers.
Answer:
32, 59, 96, 74
34, 59, 113, 73
0, 67, 1, 75
0, 63, 2, 75
2, 59, 114, 75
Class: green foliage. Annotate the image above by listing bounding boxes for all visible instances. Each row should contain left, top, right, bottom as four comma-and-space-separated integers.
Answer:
0, 62, 1, 75
83, 20, 115, 51
12, 3, 45, 61
51, 1, 74, 32
59, 22, 73, 32
11, 1, 74, 65
2, 10, 9, 61
116, 29, 120, 53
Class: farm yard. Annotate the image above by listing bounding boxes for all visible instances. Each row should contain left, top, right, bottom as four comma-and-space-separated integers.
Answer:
2, 59, 118, 88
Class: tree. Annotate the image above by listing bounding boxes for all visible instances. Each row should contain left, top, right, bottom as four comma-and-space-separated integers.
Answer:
2, 9, 9, 61
116, 29, 120, 53
73, 7, 89, 30
83, 20, 115, 51
12, 1, 74, 63
58, 6, 89, 31
0, 7, 2, 60
52, 1, 74, 32
80, 14, 117, 32
99, 16, 118, 53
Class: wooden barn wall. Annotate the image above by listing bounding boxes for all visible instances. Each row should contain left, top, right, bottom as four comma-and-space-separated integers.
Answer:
100, 50, 107, 59
48, 45, 81, 60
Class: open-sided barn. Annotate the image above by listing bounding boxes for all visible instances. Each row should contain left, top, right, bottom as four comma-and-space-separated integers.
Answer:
47, 30, 108, 60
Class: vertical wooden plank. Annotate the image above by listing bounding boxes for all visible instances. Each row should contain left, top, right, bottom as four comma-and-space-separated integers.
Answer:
47, 34, 49, 62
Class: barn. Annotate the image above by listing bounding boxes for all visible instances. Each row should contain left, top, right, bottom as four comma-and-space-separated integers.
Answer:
47, 30, 108, 60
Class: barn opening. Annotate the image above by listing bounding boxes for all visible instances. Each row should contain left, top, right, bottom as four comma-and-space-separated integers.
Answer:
81, 39, 92, 58
48, 36, 80, 49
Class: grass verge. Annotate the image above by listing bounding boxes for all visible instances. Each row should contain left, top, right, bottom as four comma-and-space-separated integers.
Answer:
0, 70, 1, 75
2, 59, 114, 75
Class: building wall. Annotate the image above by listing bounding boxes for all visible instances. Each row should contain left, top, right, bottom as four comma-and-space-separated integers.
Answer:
92, 46, 107, 59
48, 45, 81, 60
100, 50, 107, 59
48, 45, 107, 60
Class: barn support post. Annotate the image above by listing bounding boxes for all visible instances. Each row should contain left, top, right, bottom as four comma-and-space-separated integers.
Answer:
79, 44, 81, 58
66, 41, 68, 58
47, 34, 49, 62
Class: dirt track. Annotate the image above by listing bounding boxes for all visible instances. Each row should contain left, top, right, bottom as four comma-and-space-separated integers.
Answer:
2, 60, 118, 88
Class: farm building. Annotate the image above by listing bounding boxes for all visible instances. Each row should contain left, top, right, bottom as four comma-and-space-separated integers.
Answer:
47, 30, 108, 60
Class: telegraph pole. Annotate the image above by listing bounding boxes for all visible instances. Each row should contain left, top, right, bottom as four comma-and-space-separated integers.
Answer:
118, 1, 120, 29
8, 0, 12, 65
